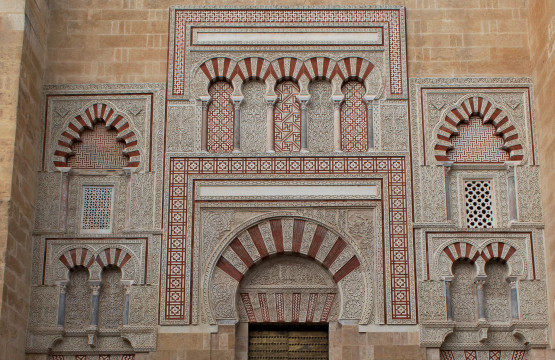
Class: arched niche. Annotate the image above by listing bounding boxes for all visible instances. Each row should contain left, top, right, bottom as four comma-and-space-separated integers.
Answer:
204, 216, 370, 325
450, 259, 478, 323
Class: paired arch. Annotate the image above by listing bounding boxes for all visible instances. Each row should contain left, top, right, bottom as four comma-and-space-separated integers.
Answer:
53, 103, 140, 169
56, 246, 139, 284
434, 96, 524, 163
59, 247, 133, 271
442, 241, 516, 265
439, 241, 521, 280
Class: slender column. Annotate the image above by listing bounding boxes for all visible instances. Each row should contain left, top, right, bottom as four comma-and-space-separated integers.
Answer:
231, 96, 244, 153
332, 95, 343, 152
124, 168, 132, 230
57, 282, 68, 327
363, 95, 375, 150
200, 96, 210, 152
444, 276, 454, 321
475, 277, 487, 321
58, 168, 70, 230
505, 162, 518, 222
507, 277, 519, 320
265, 96, 277, 153
297, 95, 310, 152
442, 162, 454, 221
90, 282, 101, 327
123, 282, 132, 325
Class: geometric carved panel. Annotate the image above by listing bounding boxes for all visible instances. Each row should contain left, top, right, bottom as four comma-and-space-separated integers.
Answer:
69, 124, 128, 169
341, 80, 368, 152
207, 81, 234, 153
274, 81, 301, 152
448, 116, 509, 164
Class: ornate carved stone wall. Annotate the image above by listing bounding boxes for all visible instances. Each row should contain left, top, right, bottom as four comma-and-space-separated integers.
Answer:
411, 78, 547, 353
21, 6, 550, 360
27, 84, 165, 356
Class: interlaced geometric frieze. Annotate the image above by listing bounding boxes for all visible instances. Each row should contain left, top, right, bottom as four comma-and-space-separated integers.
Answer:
48, 356, 135, 360
69, 125, 128, 169
171, 8, 405, 96
207, 81, 234, 152
448, 117, 509, 164
341, 80, 368, 152
439, 351, 526, 360
274, 81, 301, 152
165, 156, 411, 322
81, 186, 114, 232
464, 180, 494, 228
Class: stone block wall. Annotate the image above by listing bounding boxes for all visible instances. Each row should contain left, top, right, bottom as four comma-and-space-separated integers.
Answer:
1, 0, 555, 359
0, 0, 49, 359
528, 0, 555, 348
44, 0, 533, 85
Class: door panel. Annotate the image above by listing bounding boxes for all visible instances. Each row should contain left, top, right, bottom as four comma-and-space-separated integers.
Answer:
248, 325, 328, 360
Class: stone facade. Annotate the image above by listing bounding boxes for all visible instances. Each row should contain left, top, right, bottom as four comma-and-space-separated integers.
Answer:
1, 1, 555, 360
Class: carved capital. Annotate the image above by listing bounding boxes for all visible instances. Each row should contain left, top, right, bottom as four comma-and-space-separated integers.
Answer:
264, 96, 277, 109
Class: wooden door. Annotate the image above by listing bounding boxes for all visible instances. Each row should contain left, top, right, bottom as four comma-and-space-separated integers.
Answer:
248, 324, 328, 359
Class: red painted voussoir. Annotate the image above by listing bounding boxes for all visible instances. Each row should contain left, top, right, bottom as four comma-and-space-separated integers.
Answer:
216, 257, 243, 282
333, 256, 360, 282
230, 238, 255, 268
443, 247, 456, 262
434, 144, 450, 151
439, 125, 454, 135
270, 219, 284, 253
322, 237, 346, 269
248, 225, 269, 258
292, 219, 306, 253
116, 122, 130, 133
308, 225, 327, 259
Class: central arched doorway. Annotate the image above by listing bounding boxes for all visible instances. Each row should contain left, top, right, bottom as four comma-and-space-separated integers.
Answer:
204, 215, 371, 359
238, 255, 337, 359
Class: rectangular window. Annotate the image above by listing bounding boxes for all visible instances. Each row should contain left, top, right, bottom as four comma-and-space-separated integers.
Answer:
81, 186, 114, 233
464, 180, 494, 228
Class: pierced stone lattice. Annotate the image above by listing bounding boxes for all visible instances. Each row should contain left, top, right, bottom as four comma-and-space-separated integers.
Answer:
68, 124, 128, 169
274, 81, 301, 152
81, 186, 114, 232
341, 80, 368, 152
448, 116, 509, 164
464, 180, 494, 228
207, 81, 234, 152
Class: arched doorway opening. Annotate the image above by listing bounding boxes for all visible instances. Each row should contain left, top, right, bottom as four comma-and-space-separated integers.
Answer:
238, 254, 337, 359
